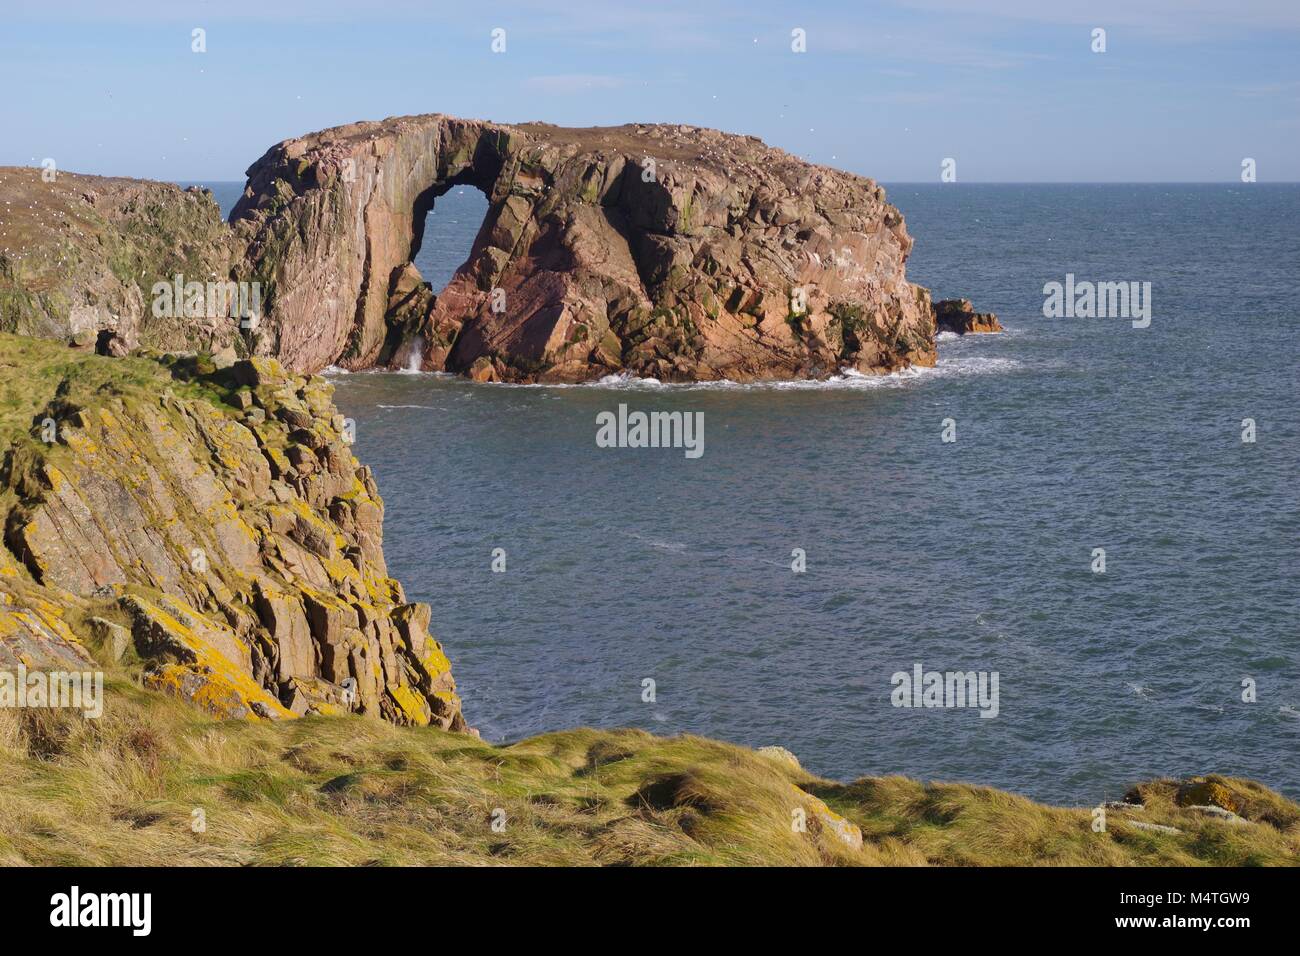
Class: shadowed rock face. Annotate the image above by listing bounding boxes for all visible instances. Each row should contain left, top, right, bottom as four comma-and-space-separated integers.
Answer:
232, 114, 938, 381
934, 298, 1003, 335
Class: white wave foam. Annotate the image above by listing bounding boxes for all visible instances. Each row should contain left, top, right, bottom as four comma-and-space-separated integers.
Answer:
564, 356, 1023, 391
323, 366, 454, 380
622, 530, 688, 553
326, 353, 1022, 391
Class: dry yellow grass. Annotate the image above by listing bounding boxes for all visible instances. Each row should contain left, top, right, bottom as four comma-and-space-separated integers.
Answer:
1, 680, 1295, 867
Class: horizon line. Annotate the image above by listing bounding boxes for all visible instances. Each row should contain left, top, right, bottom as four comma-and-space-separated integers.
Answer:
170, 177, 1300, 186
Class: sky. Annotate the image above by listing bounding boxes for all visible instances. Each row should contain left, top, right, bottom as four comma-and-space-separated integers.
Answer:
2, 0, 1298, 183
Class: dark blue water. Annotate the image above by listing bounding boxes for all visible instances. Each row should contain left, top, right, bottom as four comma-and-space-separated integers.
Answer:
198, 181, 1300, 805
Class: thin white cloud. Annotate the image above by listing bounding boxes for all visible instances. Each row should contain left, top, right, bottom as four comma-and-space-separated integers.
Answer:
1234, 81, 1300, 97
891, 0, 1300, 37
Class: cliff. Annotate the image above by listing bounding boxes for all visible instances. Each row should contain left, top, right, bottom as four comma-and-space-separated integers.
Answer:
4, 115, 1001, 382
0, 339, 1289, 868
0, 168, 236, 355
0, 334, 463, 729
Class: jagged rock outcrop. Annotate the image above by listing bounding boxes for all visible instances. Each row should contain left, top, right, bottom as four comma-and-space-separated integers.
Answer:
231, 114, 937, 381
0, 334, 464, 728
933, 298, 1002, 335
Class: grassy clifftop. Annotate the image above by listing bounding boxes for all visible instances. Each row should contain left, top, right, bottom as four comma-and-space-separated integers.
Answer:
2, 681, 1297, 866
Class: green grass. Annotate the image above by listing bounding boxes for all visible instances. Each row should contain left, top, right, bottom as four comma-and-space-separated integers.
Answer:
0, 332, 238, 448
1, 682, 1295, 867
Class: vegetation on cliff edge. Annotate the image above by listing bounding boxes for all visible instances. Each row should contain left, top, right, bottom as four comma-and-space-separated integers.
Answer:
1, 682, 1295, 867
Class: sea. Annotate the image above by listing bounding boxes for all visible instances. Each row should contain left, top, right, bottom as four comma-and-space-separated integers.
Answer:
195, 180, 1299, 805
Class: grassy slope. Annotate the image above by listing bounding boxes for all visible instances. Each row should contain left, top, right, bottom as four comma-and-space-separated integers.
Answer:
2, 682, 1296, 867
0, 333, 227, 447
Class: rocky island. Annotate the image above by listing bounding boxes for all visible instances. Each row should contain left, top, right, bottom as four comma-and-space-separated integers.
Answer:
3, 113, 997, 384
1, 117, 1294, 867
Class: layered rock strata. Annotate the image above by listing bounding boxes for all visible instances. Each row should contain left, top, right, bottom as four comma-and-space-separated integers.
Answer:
230, 115, 938, 381
0, 335, 464, 728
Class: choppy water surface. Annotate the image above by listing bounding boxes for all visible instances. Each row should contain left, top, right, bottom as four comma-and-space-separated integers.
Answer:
205, 182, 1300, 804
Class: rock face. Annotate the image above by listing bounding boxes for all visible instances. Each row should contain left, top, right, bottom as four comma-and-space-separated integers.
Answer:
0, 168, 236, 353
933, 298, 1002, 335
0, 335, 464, 729
231, 115, 937, 381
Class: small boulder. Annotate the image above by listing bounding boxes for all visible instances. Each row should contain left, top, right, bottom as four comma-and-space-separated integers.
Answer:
802, 791, 864, 851
87, 616, 131, 662
95, 330, 130, 357
1129, 820, 1181, 835
1186, 804, 1247, 824
468, 356, 498, 383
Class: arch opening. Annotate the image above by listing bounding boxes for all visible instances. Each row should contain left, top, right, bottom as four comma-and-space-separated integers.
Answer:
412, 183, 490, 294
380, 175, 491, 370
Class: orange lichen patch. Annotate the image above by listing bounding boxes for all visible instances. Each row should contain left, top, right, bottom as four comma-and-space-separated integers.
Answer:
124, 594, 291, 720
800, 790, 865, 851
0, 595, 93, 669
142, 663, 278, 722
1176, 779, 1244, 815
387, 682, 431, 725
422, 644, 455, 683
0, 335, 464, 732
41, 463, 69, 493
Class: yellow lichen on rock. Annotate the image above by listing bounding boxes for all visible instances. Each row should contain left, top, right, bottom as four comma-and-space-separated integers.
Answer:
0, 337, 465, 730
